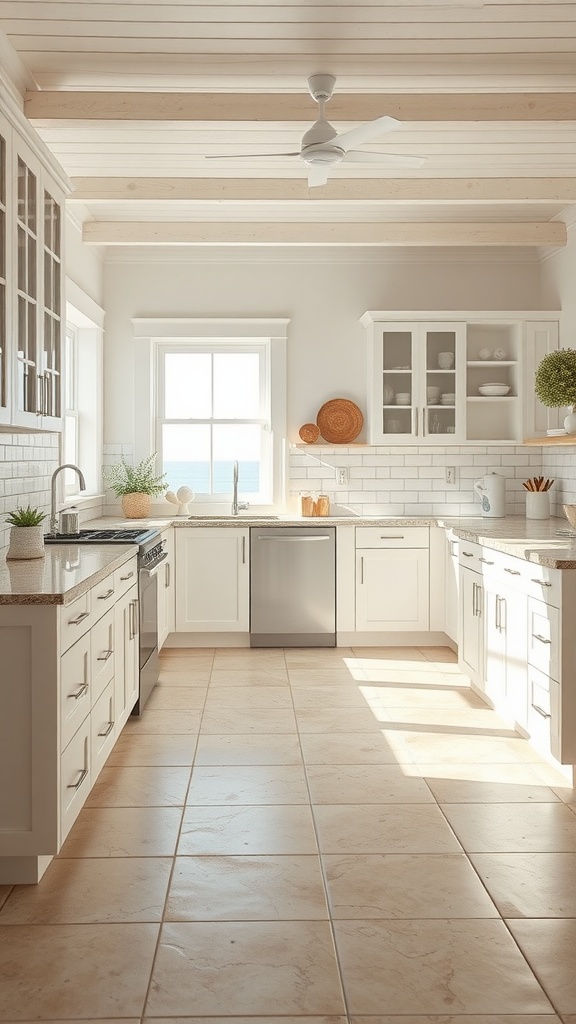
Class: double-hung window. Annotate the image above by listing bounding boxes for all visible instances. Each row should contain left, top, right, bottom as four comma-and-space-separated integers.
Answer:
157, 341, 272, 504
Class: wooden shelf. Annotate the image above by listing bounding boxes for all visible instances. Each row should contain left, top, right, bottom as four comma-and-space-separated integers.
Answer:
524, 434, 576, 446
291, 442, 369, 449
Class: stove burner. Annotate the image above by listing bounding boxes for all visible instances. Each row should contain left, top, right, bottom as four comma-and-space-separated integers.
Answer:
44, 527, 159, 545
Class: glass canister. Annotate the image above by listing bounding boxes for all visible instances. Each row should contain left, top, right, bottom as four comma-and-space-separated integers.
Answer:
316, 494, 331, 516
300, 491, 314, 517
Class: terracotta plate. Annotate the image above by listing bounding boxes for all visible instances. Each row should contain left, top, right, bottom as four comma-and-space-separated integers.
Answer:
316, 399, 364, 444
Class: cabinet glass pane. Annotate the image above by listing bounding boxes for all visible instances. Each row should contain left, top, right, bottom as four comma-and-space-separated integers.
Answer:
425, 329, 457, 437
381, 331, 413, 436
0, 135, 5, 411
0, 283, 4, 409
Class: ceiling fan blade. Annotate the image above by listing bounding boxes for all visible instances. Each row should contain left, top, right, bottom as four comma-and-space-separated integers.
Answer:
204, 152, 300, 160
343, 151, 426, 168
307, 164, 331, 188
335, 115, 401, 153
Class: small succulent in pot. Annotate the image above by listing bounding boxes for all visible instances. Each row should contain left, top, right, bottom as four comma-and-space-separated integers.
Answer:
5, 506, 47, 559
6, 505, 47, 527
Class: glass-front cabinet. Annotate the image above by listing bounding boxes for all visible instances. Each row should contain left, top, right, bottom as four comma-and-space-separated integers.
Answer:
370, 321, 465, 444
362, 312, 560, 446
0, 103, 65, 430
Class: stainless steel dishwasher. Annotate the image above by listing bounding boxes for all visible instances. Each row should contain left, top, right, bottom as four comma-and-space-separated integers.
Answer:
250, 526, 336, 647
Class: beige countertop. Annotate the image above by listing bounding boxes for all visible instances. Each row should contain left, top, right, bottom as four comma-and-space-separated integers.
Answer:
2, 513, 575, 604
0, 544, 136, 605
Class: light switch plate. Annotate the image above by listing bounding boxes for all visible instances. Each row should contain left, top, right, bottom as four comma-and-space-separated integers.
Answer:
445, 466, 456, 485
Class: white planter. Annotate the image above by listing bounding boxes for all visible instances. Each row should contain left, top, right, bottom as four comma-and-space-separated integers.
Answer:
6, 525, 45, 560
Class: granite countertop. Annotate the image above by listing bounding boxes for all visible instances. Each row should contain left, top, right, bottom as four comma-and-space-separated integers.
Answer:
438, 515, 576, 569
0, 545, 137, 605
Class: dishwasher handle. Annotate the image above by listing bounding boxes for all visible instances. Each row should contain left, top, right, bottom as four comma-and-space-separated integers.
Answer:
255, 535, 332, 542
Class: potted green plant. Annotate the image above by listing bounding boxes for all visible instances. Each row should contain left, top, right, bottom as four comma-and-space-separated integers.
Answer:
5, 505, 47, 559
534, 348, 576, 434
103, 453, 168, 518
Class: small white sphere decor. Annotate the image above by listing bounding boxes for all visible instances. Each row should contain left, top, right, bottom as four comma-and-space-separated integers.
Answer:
478, 348, 492, 360
493, 348, 507, 360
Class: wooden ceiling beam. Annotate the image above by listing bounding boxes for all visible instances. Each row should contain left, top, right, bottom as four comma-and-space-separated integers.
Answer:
82, 221, 567, 246
69, 176, 576, 203
26, 91, 576, 124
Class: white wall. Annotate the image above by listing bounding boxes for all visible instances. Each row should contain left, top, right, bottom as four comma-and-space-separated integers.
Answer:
103, 247, 543, 445
65, 217, 105, 310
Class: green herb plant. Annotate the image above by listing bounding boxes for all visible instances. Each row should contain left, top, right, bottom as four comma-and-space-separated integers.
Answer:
103, 453, 168, 497
6, 505, 47, 527
535, 348, 576, 408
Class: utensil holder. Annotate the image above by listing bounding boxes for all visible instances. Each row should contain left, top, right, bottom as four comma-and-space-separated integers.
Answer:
526, 491, 550, 520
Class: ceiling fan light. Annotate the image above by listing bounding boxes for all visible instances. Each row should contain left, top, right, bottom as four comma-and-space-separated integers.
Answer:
301, 144, 344, 167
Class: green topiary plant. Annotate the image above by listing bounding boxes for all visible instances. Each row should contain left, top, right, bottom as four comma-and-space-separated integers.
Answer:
103, 453, 168, 497
6, 505, 47, 527
534, 348, 576, 408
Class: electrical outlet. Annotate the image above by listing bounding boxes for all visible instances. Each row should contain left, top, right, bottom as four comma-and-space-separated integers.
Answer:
336, 467, 349, 486
445, 466, 456, 485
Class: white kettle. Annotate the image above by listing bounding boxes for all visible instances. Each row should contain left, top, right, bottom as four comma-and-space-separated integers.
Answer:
474, 472, 506, 518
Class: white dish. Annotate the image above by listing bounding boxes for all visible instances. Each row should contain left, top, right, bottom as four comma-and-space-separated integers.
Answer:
478, 384, 510, 396
441, 394, 455, 404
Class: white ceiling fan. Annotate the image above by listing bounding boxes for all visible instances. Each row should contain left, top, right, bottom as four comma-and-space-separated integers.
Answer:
206, 74, 426, 188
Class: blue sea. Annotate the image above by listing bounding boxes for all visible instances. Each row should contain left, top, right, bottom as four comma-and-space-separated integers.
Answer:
164, 460, 260, 495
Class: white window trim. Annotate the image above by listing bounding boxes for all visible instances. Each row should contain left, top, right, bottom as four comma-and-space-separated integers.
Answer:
132, 318, 289, 511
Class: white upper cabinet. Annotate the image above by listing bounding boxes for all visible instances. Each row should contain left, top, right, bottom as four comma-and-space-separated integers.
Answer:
0, 104, 66, 431
362, 311, 560, 445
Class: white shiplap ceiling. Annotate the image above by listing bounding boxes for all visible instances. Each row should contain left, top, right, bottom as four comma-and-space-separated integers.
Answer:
1, 0, 576, 252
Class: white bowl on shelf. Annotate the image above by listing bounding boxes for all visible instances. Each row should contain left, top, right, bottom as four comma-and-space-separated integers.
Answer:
478, 383, 510, 396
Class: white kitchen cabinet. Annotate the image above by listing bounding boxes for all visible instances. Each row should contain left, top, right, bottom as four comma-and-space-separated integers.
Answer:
355, 527, 429, 631
158, 527, 175, 649
459, 563, 484, 686
0, 552, 139, 883
175, 527, 249, 632
444, 531, 459, 644
361, 311, 560, 445
113, 583, 139, 733
482, 571, 528, 729
0, 114, 8, 425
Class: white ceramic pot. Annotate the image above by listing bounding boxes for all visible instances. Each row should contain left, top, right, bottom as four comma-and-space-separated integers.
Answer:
6, 524, 45, 560
526, 491, 550, 520
564, 408, 576, 435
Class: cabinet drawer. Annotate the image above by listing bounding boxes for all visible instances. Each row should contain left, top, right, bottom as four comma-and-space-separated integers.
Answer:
524, 564, 560, 608
528, 598, 559, 680
458, 540, 482, 572
60, 634, 91, 752
91, 573, 117, 623
527, 665, 560, 760
59, 591, 92, 653
114, 557, 138, 600
60, 718, 91, 843
91, 681, 115, 781
91, 608, 115, 704
356, 526, 429, 548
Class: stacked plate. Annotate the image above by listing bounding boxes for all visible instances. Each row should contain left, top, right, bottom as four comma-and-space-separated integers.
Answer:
440, 393, 455, 405
478, 383, 510, 396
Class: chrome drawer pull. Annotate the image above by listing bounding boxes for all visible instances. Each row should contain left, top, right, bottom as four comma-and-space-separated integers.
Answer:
533, 634, 552, 645
504, 568, 521, 576
67, 767, 88, 790
462, 551, 474, 558
165, 562, 170, 588
97, 649, 113, 661
532, 579, 552, 587
381, 535, 405, 540
120, 571, 135, 581
532, 703, 551, 719
98, 721, 114, 738
97, 588, 115, 600
69, 611, 89, 626
69, 683, 89, 701
479, 558, 494, 565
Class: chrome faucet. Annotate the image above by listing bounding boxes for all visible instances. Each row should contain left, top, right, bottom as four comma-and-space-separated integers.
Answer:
50, 464, 86, 534
231, 459, 249, 516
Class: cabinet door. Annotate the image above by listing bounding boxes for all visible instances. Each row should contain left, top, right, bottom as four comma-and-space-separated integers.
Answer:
421, 323, 466, 442
524, 320, 560, 438
0, 114, 9, 425
458, 566, 483, 685
444, 534, 459, 642
483, 583, 506, 706
158, 528, 175, 649
113, 585, 139, 731
356, 547, 429, 631
11, 133, 64, 431
175, 528, 249, 631
502, 586, 528, 729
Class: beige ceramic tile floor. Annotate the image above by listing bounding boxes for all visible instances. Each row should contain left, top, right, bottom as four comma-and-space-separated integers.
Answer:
1, 644, 575, 1023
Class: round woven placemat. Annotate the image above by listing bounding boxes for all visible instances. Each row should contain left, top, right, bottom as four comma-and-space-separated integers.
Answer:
316, 399, 364, 444
298, 422, 320, 444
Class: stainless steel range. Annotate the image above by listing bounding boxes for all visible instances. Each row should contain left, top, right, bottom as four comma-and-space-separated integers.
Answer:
45, 526, 167, 713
